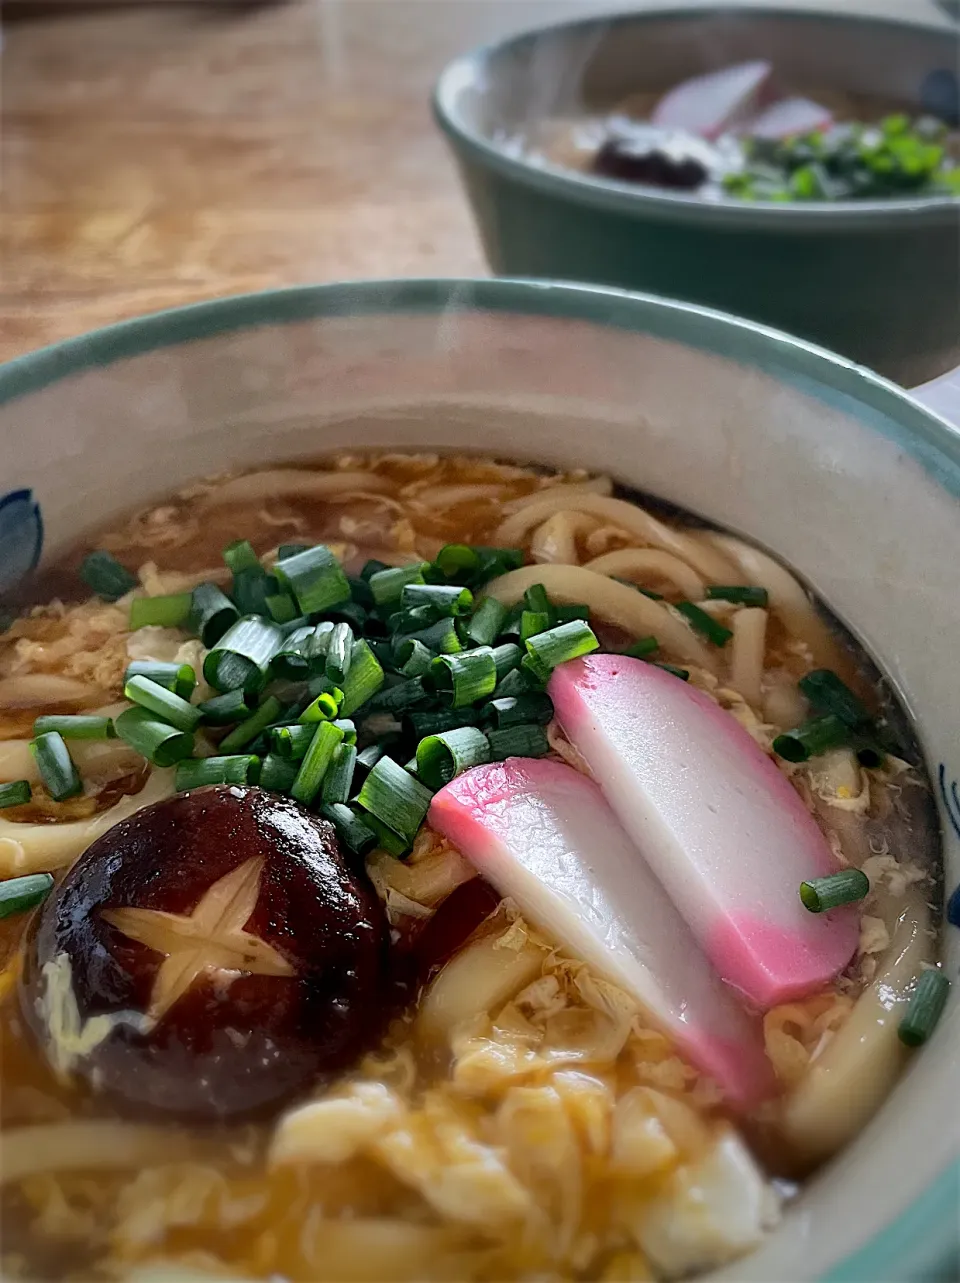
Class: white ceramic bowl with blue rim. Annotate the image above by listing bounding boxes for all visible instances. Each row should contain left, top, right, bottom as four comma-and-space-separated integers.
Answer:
0, 279, 957, 1282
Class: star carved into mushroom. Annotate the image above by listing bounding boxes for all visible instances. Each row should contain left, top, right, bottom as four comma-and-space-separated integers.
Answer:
102, 856, 294, 1021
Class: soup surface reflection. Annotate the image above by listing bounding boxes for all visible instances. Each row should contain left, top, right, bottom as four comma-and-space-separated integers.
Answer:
0, 454, 943, 1282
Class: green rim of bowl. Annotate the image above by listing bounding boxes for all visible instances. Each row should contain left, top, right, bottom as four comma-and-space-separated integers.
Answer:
433, 5, 960, 230
0, 277, 958, 1282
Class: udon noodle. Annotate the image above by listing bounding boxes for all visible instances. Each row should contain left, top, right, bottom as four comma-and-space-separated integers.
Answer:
0, 454, 942, 1282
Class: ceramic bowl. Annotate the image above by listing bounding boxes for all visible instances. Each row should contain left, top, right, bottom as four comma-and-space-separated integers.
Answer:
433, 6, 960, 385
0, 279, 958, 1280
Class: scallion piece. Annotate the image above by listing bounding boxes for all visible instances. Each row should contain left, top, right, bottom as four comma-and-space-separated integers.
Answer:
401, 583, 473, 618
33, 715, 115, 740
347, 575, 375, 609
125, 660, 196, 702
355, 743, 386, 779
190, 582, 240, 647
654, 662, 690, 681
333, 719, 357, 744
520, 652, 552, 685
637, 586, 664, 601
0, 780, 31, 809
433, 544, 480, 580
278, 543, 311, 562
219, 695, 284, 753
898, 969, 951, 1047
675, 601, 733, 647
325, 622, 354, 686
554, 603, 590, 624
80, 551, 138, 601
298, 690, 342, 723
798, 669, 872, 729
260, 752, 299, 794
204, 616, 284, 694
369, 676, 428, 714
472, 546, 524, 586
198, 688, 253, 725
338, 639, 385, 717
773, 714, 849, 763
523, 583, 553, 619
463, 597, 507, 648
269, 624, 315, 680
368, 563, 429, 608
114, 707, 194, 767
799, 869, 870, 913
360, 558, 390, 581
290, 721, 344, 806
273, 543, 351, 615
706, 585, 769, 608
270, 723, 316, 760
306, 621, 335, 663
357, 755, 433, 843
223, 539, 260, 574
416, 726, 491, 790
124, 675, 202, 733
231, 567, 275, 618
491, 643, 523, 680
623, 636, 658, 659
493, 667, 535, 699
520, 610, 551, 643
394, 617, 462, 658
30, 732, 82, 801
175, 754, 260, 791
321, 743, 357, 805
525, 620, 599, 672
487, 724, 551, 761
320, 802, 378, 856
398, 638, 435, 678
405, 708, 480, 739
129, 592, 193, 630
363, 813, 409, 857
329, 601, 368, 633
430, 649, 497, 709
265, 592, 299, 625
485, 693, 553, 728
0, 872, 54, 920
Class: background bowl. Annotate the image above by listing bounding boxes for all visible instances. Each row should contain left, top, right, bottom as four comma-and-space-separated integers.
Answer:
0, 278, 958, 1280
433, 6, 960, 385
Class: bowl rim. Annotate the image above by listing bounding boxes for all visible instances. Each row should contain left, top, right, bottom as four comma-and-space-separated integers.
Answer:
0, 275, 958, 1281
432, 3, 960, 229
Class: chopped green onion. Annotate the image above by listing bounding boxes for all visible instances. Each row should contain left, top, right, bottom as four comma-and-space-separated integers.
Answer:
653, 662, 690, 681
124, 676, 202, 733
798, 669, 872, 729
398, 638, 435, 678
223, 539, 260, 574
274, 544, 351, 615
298, 690, 341, 723
278, 543, 311, 562
175, 754, 260, 791
370, 677, 428, 714
368, 563, 429, 608
525, 620, 599, 672
33, 715, 115, 740
30, 732, 82, 801
306, 621, 335, 662
260, 752, 299, 794
394, 617, 462, 658
799, 869, 870, 913
487, 724, 551, 761
0, 872, 54, 920
271, 723, 316, 759
520, 610, 551, 643
231, 567, 276, 618
401, 583, 474, 618
129, 592, 192, 630
332, 719, 357, 744
554, 603, 590, 624
465, 597, 508, 648
0, 781, 32, 809
706, 585, 769, 608
520, 652, 552, 686
898, 969, 950, 1047
198, 688, 253, 725
363, 813, 409, 857
290, 721, 344, 806
80, 551, 138, 601
265, 592, 299, 624
125, 661, 196, 702
472, 547, 524, 586
357, 755, 433, 843
114, 707, 194, 767
190, 582, 240, 647
675, 602, 733, 647
204, 616, 284, 694
433, 544, 480, 580
430, 649, 497, 708
329, 601, 368, 633
270, 624, 315, 680
493, 667, 535, 699
523, 583, 553, 619
773, 714, 849, 763
325, 622, 354, 686
320, 802, 378, 855
322, 743, 357, 805
360, 558, 390, 581
219, 695, 284, 754
347, 575, 375, 609
485, 693, 553, 728
491, 643, 523, 680
416, 727, 491, 789
623, 636, 658, 659
338, 639, 386, 717
355, 743, 386, 778
405, 708, 480, 739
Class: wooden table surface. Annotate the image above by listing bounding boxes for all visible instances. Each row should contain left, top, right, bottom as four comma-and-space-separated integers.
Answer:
1, 0, 614, 363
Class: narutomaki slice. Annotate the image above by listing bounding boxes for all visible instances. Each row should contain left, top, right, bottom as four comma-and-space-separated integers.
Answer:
651, 61, 773, 140
549, 655, 859, 1009
747, 97, 833, 140
429, 758, 775, 1109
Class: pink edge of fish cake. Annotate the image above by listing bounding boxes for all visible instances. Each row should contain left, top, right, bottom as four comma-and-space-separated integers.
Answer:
748, 97, 833, 140
549, 655, 859, 1010
429, 757, 775, 1110
651, 61, 774, 140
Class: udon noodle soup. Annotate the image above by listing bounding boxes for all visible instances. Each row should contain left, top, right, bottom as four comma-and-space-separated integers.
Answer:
0, 454, 944, 1282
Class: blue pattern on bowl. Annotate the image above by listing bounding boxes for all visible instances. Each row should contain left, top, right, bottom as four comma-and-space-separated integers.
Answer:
0, 488, 43, 597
